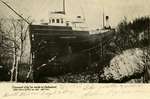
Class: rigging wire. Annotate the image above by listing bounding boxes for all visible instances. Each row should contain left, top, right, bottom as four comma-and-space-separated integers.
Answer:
0, 0, 31, 25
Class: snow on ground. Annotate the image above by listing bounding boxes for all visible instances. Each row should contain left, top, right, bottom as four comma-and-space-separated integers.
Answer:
101, 48, 148, 81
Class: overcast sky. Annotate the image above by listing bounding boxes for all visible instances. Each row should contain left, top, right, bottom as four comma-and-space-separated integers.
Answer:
0, 0, 150, 29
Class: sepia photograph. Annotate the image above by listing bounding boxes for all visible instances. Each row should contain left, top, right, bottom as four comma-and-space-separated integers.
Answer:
0, 0, 150, 83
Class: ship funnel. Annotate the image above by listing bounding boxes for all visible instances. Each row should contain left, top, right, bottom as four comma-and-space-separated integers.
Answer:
104, 16, 111, 29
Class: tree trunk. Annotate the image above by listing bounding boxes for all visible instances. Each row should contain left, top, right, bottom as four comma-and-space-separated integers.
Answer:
15, 57, 19, 82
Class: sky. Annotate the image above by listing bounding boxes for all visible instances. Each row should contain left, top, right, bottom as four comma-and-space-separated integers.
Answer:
0, 0, 150, 29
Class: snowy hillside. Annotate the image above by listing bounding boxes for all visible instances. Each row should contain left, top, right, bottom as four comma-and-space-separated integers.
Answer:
101, 48, 148, 81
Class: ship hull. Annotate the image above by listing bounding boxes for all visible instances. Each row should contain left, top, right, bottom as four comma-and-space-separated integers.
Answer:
30, 25, 114, 82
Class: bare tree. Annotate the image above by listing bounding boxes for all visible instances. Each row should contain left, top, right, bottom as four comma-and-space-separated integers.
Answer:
0, 18, 30, 82
0, 18, 16, 81
11, 18, 29, 82
10, 18, 20, 82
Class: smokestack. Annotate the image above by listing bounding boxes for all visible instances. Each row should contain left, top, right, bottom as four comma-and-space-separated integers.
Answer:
105, 16, 111, 29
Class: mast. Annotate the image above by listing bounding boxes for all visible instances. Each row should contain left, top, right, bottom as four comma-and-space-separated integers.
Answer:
102, 10, 105, 29
63, 0, 65, 14
51, 0, 65, 14
80, 6, 86, 22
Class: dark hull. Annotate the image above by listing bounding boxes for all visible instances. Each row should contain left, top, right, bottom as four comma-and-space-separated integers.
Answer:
30, 25, 114, 82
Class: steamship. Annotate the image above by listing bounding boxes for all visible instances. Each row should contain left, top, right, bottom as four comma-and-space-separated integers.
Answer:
29, 0, 114, 82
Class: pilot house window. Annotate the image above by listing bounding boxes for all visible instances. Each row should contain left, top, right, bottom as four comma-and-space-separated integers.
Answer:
61, 19, 63, 23
49, 19, 51, 23
56, 19, 60, 23
52, 19, 55, 23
